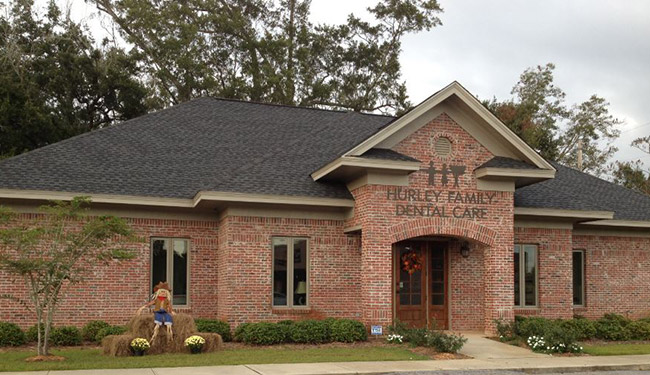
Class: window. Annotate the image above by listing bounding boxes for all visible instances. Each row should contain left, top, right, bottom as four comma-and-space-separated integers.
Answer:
514, 244, 537, 307
573, 250, 585, 306
151, 238, 189, 306
272, 237, 308, 307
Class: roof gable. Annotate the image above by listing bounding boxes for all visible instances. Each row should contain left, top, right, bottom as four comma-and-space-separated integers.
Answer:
344, 81, 554, 171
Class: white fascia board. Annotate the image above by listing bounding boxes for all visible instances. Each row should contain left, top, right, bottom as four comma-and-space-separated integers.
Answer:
0, 188, 356, 209
474, 167, 556, 180
310, 156, 421, 181
514, 207, 614, 220
579, 220, 650, 229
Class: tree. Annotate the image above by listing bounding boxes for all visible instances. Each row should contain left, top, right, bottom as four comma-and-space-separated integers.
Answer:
485, 63, 621, 176
0, 0, 149, 158
612, 136, 650, 195
0, 197, 137, 356
89, 0, 443, 114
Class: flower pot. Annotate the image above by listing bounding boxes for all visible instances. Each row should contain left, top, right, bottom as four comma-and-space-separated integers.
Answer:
190, 346, 202, 354
133, 350, 145, 356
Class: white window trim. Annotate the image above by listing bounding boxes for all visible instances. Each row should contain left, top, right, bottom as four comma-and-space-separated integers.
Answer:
515, 244, 538, 308
272, 237, 309, 308
573, 249, 585, 307
150, 237, 191, 308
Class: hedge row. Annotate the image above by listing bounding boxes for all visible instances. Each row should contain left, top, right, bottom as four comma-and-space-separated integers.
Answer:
497, 314, 650, 342
495, 314, 650, 353
234, 319, 367, 345
0, 321, 128, 347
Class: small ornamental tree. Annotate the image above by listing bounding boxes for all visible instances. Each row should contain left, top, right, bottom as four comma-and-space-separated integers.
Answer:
0, 197, 137, 356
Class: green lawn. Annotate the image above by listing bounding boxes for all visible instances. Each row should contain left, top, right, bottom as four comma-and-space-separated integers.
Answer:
0, 345, 429, 372
582, 343, 650, 356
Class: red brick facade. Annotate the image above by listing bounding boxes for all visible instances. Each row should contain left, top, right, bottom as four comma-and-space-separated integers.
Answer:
1, 112, 649, 332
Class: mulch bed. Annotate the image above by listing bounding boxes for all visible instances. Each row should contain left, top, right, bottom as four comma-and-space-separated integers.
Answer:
3, 340, 467, 360
222, 340, 468, 360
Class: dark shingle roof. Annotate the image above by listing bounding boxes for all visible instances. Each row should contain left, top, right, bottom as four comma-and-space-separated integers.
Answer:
0, 98, 394, 200
1, 98, 649, 223
477, 156, 539, 170
360, 148, 420, 162
515, 162, 650, 221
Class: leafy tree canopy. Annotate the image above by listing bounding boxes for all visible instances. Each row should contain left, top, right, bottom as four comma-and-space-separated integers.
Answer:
612, 136, 650, 195
485, 63, 622, 176
90, 0, 442, 114
0, 0, 149, 158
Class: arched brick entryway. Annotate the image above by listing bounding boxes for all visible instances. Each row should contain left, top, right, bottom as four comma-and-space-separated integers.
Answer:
389, 218, 497, 246
389, 218, 496, 331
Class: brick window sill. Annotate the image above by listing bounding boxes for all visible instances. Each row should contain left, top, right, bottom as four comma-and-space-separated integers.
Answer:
514, 307, 540, 315
272, 308, 312, 315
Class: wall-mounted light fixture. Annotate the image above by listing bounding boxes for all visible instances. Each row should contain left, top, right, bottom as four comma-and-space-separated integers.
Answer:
460, 241, 470, 258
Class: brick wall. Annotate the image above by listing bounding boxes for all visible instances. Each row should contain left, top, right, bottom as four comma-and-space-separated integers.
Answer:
513, 227, 573, 319
573, 234, 650, 319
0, 214, 219, 328
216, 215, 362, 327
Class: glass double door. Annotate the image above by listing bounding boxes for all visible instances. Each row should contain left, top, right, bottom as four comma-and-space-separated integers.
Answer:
394, 240, 448, 329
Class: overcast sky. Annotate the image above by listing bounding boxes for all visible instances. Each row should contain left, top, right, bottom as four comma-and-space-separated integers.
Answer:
46, 0, 650, 167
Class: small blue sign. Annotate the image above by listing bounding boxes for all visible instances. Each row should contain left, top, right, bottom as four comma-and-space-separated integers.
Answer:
371, 325, 383, 335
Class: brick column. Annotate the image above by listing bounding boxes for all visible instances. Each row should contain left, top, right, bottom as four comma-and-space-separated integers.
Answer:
483, 241, 515, 333
360, 228, 393, 326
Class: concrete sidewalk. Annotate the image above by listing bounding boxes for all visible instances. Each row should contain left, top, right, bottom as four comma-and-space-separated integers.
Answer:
9, 354, 650, 375
10, 354, 650, 375
7, 334, 650, 375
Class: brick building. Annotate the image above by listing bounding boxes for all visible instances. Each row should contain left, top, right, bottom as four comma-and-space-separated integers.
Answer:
1, 82, 649, 333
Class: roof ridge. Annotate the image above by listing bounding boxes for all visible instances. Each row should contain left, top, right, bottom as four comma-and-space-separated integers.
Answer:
202, 96, 397, 119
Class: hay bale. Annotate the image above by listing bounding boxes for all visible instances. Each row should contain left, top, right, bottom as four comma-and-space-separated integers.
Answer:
201, 333, 223, 353
102, 313, 216, 356
102, 334, 135, 357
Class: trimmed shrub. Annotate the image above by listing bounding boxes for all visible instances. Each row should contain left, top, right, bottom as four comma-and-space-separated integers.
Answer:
195, 319, 232, 342
560, 317, 596, 340
82, 320, 110, 342
290, 320, 331, 344
0, 322, 26, 347
639, 317, 650, 325
387, 320, 466, 353
242, 322, 289, 345
517, 317, 554, 338
624, 320, 650, 340
425, 331, 467, 353
233, 323, 251, 342
50, 326, 82, 346
25, 324, 44, 343
95, 325, 127, 343
595, 314, 631, 341
329, 319, 367, 342
494, 319, 517, 341
544, 323, 580, 353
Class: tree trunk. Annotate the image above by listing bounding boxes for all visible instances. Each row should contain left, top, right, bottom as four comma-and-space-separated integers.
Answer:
285, 0, 296, 104
36, 309, 43, 356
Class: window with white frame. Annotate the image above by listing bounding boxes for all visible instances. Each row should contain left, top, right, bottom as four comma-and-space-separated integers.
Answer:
272, 237, 308, 307
514, 244, 537, 307
573, 250, 585, 306
151, 238, 189, 306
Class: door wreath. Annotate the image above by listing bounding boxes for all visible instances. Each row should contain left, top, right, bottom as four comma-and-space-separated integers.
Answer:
401, 249, 422, 275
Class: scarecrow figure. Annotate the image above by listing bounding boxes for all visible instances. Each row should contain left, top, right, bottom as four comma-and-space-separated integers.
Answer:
138, 281, 175, 342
